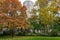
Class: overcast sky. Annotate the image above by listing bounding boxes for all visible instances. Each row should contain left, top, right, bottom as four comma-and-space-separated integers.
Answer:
19, 0, 36, 4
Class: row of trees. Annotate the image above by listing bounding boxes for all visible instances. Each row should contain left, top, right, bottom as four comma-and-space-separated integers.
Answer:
0, 0, 60, 36
28, 0, 60, 36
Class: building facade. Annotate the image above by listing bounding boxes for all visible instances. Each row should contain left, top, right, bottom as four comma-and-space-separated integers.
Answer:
23, 0, 34, 18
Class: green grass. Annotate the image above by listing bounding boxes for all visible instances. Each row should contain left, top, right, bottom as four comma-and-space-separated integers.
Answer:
0, 36, 60, 40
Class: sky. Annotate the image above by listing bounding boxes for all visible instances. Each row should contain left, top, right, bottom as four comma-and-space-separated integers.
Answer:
19, 0, 36, 4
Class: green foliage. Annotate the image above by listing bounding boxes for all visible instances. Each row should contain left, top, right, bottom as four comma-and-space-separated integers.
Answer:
28, 0, 60, 35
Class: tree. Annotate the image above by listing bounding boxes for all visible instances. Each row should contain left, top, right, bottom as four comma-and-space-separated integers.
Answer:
28, 0, 59, 35
0, 0, 28, 31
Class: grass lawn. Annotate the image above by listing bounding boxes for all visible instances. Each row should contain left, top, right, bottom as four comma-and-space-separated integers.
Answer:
0, 36, 60, 40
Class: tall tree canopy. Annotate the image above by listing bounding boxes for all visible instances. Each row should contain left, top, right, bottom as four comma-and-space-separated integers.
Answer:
28, 0, 60, 34
0, 0, 28, 29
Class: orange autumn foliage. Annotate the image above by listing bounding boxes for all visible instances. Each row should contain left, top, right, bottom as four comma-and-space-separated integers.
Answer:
0, 0, 28, 29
